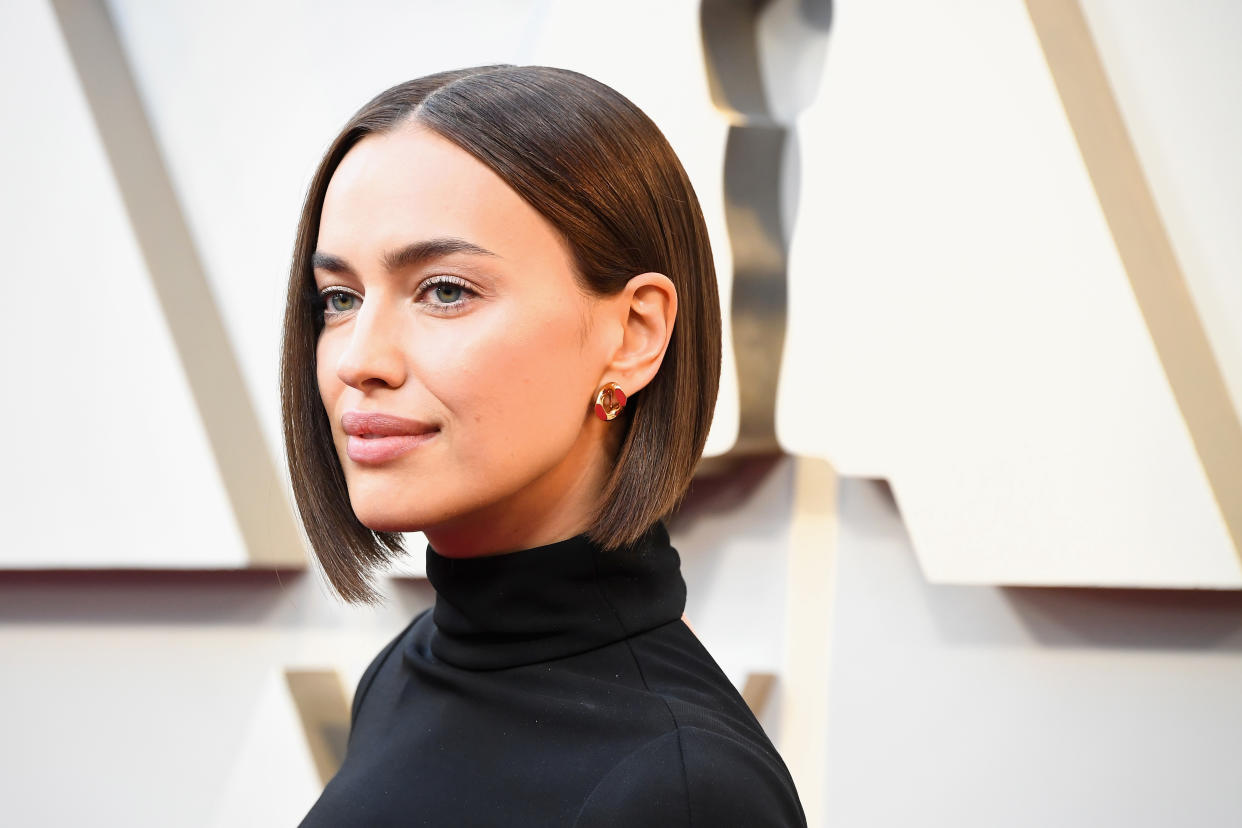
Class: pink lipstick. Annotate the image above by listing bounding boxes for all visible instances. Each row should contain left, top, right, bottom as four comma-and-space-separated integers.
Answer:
342, 411, 438, 464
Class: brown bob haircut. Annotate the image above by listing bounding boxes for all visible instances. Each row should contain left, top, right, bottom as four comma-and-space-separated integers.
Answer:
280, 64, 721, 605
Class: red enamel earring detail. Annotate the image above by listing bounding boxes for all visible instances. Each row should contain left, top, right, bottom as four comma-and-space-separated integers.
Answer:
594, 382, 627, 421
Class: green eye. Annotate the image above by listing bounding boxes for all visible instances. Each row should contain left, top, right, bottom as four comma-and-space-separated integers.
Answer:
319, 289, 360, 319
433, 284, 463, 304
328, 292, 357, 312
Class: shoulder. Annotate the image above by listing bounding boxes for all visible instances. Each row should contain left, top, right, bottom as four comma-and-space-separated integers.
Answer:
572, 725, 807, 828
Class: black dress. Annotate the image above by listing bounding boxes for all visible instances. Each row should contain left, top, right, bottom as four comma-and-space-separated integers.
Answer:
299, 521, 807, 827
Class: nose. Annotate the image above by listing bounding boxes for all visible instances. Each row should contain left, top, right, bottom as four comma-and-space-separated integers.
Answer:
334, 296, 407, 391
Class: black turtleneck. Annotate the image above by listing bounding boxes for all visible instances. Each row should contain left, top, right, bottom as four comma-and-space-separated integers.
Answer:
299, 521, 807, 827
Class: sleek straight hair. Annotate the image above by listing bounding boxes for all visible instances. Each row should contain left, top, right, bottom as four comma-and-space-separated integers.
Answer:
280, 65, 722, 605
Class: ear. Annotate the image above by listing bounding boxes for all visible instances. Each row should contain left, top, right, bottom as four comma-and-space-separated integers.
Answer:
601, 272, 677, 396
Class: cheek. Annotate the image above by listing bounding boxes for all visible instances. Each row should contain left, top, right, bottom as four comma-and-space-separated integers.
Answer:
315, 338, 342, 420
423, 306, 590, 447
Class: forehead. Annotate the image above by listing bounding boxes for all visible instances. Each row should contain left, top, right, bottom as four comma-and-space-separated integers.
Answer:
317, 124, 564, 268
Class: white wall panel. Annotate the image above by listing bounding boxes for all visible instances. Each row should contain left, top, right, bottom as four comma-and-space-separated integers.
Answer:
824, 477, 1242, 827
1078, 0, 1242, 425
0, 0, 247, 567
779, 0, 1241, 586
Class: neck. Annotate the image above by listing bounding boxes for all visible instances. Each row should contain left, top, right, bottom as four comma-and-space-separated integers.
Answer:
425, 519, 685, 670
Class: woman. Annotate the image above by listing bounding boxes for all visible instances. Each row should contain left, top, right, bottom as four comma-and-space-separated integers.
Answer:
282, 63, 806, 826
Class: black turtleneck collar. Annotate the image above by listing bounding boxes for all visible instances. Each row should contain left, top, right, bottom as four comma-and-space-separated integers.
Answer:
422, 521, 686, 671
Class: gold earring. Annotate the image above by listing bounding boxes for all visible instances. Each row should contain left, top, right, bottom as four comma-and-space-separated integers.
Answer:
593, 382, 627, 421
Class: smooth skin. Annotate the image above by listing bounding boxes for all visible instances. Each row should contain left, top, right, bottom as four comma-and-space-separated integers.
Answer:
314, 122, 677, 560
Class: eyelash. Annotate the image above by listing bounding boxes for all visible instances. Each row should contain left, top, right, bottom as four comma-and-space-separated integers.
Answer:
317, 275, 477, 321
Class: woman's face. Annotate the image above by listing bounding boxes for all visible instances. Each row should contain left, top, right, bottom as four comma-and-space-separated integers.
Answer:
314, 123, 624, 556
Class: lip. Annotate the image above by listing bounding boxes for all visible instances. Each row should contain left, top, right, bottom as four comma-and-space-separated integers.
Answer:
342, 411, 438, 437
342, 410, 439, 465
346, 432, 436, 464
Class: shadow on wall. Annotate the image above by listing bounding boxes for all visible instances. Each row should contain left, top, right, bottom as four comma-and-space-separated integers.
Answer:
1003, 586, 1242, 650
674, 455, 787, 529
874, 477, 1242, 652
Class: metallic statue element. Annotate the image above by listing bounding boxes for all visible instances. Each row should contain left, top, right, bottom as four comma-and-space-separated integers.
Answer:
700, 0, 833, 461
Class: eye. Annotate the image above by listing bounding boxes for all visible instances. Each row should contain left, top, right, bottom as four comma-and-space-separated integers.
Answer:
433, 283, 463, 304
418, 275, 477, 312
318, 287, 362, 321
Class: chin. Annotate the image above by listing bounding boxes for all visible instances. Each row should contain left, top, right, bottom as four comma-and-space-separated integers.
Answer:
349, 500, 429, 534
358, 516, 420, 533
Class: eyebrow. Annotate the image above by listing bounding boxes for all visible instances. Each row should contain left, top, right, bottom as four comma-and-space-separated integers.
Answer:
311, 236, 501, 276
